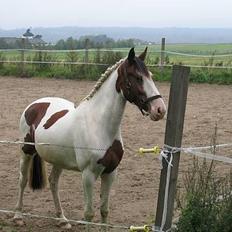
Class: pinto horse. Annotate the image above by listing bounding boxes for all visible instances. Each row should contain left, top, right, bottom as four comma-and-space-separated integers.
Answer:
13, 48, 166, 228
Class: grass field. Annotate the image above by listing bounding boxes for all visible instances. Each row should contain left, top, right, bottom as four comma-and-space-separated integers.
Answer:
0, 43, 232, 84
1, 43, 232, 61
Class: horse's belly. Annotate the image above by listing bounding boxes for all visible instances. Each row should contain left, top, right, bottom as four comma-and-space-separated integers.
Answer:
36, 145, 80, 171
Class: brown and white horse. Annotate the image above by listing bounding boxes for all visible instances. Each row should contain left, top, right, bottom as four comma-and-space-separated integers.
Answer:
14, 48, 166, 228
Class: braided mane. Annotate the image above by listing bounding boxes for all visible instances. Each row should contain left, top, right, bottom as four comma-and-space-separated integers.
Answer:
82, 59, 124, 101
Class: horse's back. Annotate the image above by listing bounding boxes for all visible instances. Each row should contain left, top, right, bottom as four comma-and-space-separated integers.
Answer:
20, 97, 75, 150
19, 97, 82, 169
20, 97, 75, 134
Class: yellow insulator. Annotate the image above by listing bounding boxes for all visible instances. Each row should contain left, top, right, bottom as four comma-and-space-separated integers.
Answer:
139, 147, 145, 154
129, 225, 150, 232
138, 146, 161, 155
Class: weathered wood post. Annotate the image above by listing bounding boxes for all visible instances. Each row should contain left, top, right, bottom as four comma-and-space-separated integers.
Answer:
154, 65, 190, 231
160, 38, 166, 70
20, 38, 25, 76
84, 38, 89, 76
84, 38, 89, 63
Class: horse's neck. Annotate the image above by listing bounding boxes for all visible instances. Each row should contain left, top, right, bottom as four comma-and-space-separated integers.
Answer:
85, 70, 126, 137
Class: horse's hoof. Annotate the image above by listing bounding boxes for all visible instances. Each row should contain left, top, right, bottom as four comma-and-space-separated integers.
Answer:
13, 218, 25, 226
58, 220, 72, 229
61, 223, 72, 229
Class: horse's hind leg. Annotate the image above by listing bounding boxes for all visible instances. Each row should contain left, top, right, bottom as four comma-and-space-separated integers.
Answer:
14, 151, 31, 224
49, 165, 71, 229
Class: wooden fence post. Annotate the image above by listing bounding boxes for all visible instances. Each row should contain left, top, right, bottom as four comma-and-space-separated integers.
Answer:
20, 38, 25, 77
154, 65, 190, 231
84, 38, 89, 63
160, 38, 166, 69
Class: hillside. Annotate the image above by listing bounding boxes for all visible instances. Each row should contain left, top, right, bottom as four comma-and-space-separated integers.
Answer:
0, 27, 232, 44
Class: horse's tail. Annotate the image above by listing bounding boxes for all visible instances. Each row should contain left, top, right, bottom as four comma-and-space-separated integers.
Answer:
29, 152, 47, 190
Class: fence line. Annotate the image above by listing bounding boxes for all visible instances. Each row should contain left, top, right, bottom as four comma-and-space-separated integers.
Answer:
1, 139, 232, 164
0, 60, 110, 66
0, 140, 108, 152
183, 142, 232, 150
0, 209, 131, 230
0, 208, 165, 231
183, 149, 232, 164
140, 143, 232, 164
0, 59, 171, 68
1, 48, 232, 58
164, 50, 232, 58
1, 47, 232, 70
163, 144, 232, 164
1, 60, 232, 69
0, 48, 130, 53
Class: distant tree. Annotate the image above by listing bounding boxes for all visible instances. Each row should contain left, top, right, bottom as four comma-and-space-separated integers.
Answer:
55, 39, 66, 49
53, 35, 135, 50
66, 37, 77, 49
0, 39, 9, 49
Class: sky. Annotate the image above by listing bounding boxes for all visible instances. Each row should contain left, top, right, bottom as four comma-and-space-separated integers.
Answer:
1, 0, 232, 29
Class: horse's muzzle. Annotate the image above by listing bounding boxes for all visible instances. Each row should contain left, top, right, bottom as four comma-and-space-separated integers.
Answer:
148, 98, 166, 121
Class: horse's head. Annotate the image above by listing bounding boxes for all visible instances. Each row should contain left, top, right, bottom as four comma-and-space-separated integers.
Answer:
116, 47, 166, 121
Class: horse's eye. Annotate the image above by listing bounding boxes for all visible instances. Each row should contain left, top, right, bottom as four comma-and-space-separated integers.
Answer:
136, 76, 143, 83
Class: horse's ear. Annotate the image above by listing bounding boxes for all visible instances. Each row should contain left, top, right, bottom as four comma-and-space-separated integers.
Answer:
128, 47, 135, 64
139, 47, 148, 61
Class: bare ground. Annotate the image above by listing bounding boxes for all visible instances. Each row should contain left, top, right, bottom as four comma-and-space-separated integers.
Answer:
0, 76, 231, 231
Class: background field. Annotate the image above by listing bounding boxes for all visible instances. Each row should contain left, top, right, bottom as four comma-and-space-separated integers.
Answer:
1, 43, 232, 85
2, 43, 232, 63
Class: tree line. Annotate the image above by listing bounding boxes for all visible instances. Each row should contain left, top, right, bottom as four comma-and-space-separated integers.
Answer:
54, 35, 135, 49
0, 34, 136, 49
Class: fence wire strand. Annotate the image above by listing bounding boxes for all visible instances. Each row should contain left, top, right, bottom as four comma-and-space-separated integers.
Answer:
0, 209, 130, 230
1, 48, 232, 69
0, 140, 232, 163
1, 48, 232, 58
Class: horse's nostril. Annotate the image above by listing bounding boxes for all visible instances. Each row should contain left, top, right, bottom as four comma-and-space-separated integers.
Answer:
157, 107, 162, 114
140, 96, 145, 102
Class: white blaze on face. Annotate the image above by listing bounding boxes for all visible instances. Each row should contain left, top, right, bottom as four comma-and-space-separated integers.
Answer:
143, 74, 166, 121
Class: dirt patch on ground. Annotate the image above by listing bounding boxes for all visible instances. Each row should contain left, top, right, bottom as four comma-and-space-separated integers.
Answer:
0, 76, 231, 231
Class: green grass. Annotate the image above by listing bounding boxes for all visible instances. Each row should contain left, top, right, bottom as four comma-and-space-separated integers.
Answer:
0, 44, 232, 84
2, 43, 232, 64
142, 43, 232, 66
144, 43, 232, 54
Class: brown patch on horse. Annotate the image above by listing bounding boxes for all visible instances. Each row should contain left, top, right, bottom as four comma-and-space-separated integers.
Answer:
116, 49, 152, 113
22, 102, 50, 155
97, 140, 124, 174
116, 57, 149, 94
25, 103, 50, 128
116, 62, 126, 93
116, 60, 149, 112
22, 133, 36, 154
43, 110, 69, 129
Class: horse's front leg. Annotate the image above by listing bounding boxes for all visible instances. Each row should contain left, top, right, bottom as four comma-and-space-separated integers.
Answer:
100, 171, 116, 223
82, 168, 96, 222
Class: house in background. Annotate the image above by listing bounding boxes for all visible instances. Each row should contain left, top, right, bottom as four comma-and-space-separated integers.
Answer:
0, 28, 47, 48
22, 28, 47, 47
30, 35, 46, 46
22, 28, 34, 39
